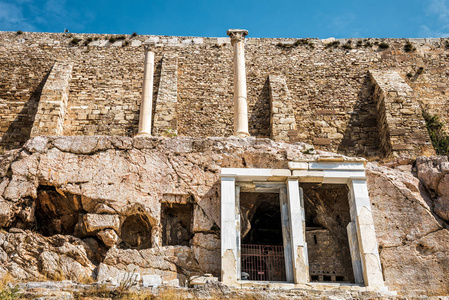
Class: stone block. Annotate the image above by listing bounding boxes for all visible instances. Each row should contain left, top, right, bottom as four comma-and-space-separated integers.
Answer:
294, 170, 324, 182
131, 40, 142, 47
392, 144, 414, 150
313, 138, 331, 145
288, 162, 309, 170
83, 214, 120, 232
314, 109, 337, 115
389, 128, 406, 136
97, 229, 120, 247
142, 274, 162, 287
164, 279, 179, 287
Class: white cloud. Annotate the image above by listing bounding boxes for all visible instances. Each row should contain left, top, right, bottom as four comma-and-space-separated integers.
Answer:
0, 0, 93, 32
428, 0, 449, 21
419, 25, 449, 38
0, 1, 35, 31
421, 0, 449, 37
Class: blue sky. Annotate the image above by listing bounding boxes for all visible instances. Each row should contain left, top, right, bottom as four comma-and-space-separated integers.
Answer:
0, 0, 449, 38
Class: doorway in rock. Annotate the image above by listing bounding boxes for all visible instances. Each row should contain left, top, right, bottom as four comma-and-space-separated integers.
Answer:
240, 192, 286, 282
302, 183, 355, 283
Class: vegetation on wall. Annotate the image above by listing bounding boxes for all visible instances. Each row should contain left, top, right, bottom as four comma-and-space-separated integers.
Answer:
378, 42, 389, 49
404, 41, 416, 52
423, 111, 449, 155
70, 38, 81, 45
342, 40, 352, 49
324, 40, 340, 49
276, 38, 314, 49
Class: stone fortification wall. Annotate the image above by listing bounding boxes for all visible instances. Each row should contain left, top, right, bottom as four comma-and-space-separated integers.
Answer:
1, 32, 449, 157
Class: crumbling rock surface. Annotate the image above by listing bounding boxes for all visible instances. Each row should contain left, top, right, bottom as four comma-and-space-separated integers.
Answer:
367, 158, 449, 296
0, 229, 95, 281
0, 136, 310, 283
415, 156, 449, 221
0, 136, 448, 297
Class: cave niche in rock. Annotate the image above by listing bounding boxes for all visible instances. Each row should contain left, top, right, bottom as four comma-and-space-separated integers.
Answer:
241, 193, 282, 245
240, 192, 285, 282
161, 203, 193, 246
302, 183, 354, 283
120, 214, 152, 249
35, 185, 82, 236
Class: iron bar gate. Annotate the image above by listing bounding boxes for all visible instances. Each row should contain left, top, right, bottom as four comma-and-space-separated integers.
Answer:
241, 244, 286, 281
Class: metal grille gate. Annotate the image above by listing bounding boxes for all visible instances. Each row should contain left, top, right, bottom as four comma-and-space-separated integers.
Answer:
241, 244, 286, 281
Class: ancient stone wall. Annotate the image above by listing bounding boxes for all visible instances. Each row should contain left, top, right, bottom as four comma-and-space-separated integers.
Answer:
370, 70, 434, 157
31, 61, 73, 137
1, 32, 449, 157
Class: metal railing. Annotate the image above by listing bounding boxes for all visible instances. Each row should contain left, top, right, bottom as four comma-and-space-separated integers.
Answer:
241, 244, 286, 281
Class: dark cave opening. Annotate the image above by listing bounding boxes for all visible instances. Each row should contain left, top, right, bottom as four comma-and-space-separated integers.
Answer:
161, 203, 193, 246
241, 193, 282, 245
302, 183, 355, 283
240, 192, 286, 281
120, 214, 152, 249
34, 185, 82, 236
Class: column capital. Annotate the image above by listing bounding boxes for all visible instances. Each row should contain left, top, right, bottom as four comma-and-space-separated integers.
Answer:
143, 41, 156, 52
227, 29, 248, 45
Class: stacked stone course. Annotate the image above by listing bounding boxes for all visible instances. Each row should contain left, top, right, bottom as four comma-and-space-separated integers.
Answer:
370, 70, 434, 157
269, 75, 298, 142
153, 54, 178, 136
31, 61, 72, 137
1, 32, 449, 157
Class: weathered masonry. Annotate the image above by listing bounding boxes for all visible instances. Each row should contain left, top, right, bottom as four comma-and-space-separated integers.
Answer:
221, 159, 385, 290
2, 29, 449, 298
2, 32, 448, 158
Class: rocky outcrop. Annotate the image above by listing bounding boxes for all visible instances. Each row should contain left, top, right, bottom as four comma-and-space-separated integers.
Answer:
0, 136, 311, 284
0, 136, 448, 297
367, 157, 449, 296
415, 156, 449, 221
0, 229, 95, 281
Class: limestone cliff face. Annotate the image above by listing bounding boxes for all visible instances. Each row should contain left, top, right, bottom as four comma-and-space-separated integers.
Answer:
367, 158, 449, 296
0, 136, 448, 296
0, 136, 308, 286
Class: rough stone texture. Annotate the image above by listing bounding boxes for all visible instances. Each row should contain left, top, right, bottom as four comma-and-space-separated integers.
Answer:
269, 75, 298, 142
369, 70, 434, 157
153, 54, 178, 136
30, 61, 73, 137
1, 33, 449, 158
0, 136, 448, 296
367, 158, 449, 296
415, 156, 449, 221
0, 136, 311, 283
14, 281, 401, 300
0, 229, 95, 281
97, 229, 120, 248
83, 214, 120, 233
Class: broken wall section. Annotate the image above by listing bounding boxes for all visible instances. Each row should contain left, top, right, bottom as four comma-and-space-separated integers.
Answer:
369, 70, 434, 157
269, 75, 298, 142
31, 61, 73, 137
153, 54, 178, 136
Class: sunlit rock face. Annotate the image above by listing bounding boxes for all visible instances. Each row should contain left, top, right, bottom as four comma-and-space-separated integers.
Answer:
0, 136, 448, 296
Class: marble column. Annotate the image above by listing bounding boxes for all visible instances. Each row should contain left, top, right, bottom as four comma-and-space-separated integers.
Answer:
348, 178, 385, 288
138, 46, 154, 135
227, 29, 249, 137
287, 178, 309, 284
220, 175, 238, 285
